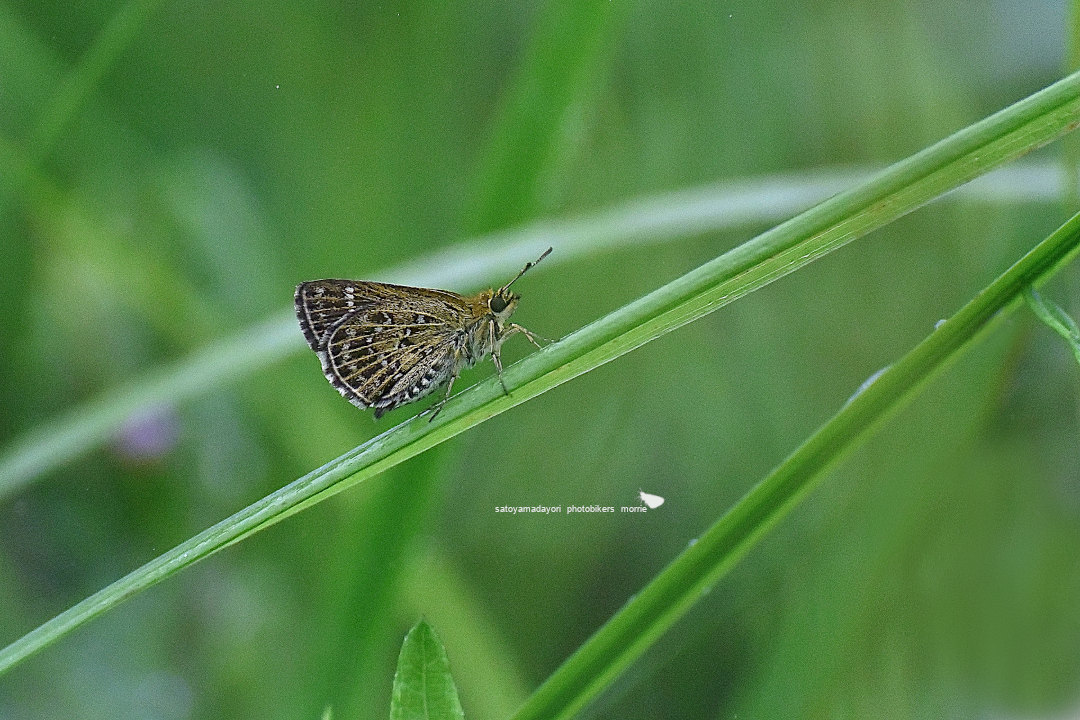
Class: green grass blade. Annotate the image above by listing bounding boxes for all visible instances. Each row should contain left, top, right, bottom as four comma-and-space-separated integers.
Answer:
463, 0, 627, 233
1067, 0, 1080, 208
3, 71, 1080, 676
390, 620, 466, 720
507, 213, 1080, 720
1025, 287, 1080, 365
0, 160, 1070, 499
0, 172, 861, 500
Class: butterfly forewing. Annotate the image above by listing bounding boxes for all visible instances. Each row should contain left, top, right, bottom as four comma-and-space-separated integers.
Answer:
296, 280, 404, 351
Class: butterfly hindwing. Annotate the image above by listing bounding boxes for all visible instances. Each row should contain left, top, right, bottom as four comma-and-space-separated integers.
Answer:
311, 290, 475, 414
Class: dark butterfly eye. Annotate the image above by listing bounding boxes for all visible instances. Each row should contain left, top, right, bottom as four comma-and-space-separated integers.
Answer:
490, 295, 508, 313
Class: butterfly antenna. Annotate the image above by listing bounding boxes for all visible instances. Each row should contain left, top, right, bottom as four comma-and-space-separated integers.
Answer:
500, 247, 552, 294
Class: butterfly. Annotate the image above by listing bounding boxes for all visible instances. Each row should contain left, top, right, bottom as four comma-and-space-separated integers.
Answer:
295, 248, 550, 420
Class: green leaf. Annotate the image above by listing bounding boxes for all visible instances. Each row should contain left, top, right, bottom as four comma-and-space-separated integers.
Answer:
390, 620, 465, 720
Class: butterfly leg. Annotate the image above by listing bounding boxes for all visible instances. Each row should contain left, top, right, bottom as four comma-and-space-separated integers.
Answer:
503, 323, 548, 348
491, 322, 548, 397
491, 347, 510, 396
490, 321, 510, 396
421, 372, 459, 422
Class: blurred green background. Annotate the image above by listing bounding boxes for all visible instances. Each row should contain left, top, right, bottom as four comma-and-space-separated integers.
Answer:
2, 1, 1080, 718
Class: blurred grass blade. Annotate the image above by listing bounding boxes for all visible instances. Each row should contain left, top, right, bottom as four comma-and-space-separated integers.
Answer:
0, 312, 301, 498
0, 172, 861, 500
390, 620, 466, 720
27, 0, 164, 157
508, 214, 1080, 720
1067, 0, 1080, 207
3, 71, 1080, 675
1024, 288, 1080, 365
0, 0, 164, 221
464, 0, 626, 233
0, 160, 1070, 499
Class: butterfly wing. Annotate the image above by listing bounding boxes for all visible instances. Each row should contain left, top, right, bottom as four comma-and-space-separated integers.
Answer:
296, 281, 478, 415
295, 280, 405, 351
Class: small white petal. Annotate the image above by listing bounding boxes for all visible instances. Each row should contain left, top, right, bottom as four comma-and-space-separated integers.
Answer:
638, 491, 665, 509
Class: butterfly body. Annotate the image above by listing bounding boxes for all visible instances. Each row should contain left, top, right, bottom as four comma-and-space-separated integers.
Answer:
295, 249, 550, 420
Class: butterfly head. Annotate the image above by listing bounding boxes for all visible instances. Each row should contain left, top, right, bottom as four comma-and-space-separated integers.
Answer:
488, 247, 552, 320
487, 288, 520, 320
